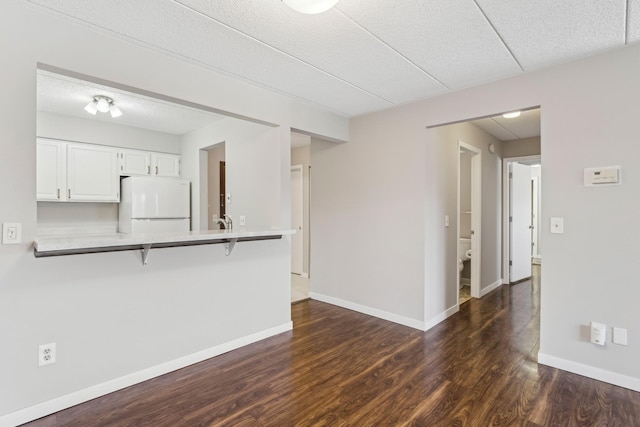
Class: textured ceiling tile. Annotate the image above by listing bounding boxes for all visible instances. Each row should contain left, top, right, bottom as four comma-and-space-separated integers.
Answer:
336, 0, 522, 90
471, 119, 518, 141
176, 0, 447, 106
628, 0, 640, 43
492, 109, 541, 140
476, 0, 626, 70
29, 0, 389, 116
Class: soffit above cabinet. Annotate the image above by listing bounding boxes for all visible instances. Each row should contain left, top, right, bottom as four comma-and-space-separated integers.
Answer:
37, 70, 225, 135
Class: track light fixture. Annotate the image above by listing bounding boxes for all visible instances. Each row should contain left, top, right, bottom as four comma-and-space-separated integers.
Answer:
84, 95, 122, 118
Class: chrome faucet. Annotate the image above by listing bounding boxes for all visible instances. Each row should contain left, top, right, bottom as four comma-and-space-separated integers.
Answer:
216, 214, 233, 231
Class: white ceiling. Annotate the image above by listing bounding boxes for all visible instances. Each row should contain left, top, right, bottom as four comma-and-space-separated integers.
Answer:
37, 70, 225, 135
28, 0, 637, 118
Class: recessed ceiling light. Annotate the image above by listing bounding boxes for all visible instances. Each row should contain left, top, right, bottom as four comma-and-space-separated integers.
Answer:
283, 0, 339, 14
503, 111, 521, 119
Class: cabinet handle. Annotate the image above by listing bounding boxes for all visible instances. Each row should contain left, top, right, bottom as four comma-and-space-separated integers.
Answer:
57, 189, 60, 199
147, 165, 151, 175
68, 189, 71, 199
155, 166, 158, 175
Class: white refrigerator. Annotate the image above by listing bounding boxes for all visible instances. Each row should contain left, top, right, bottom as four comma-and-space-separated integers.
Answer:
119, 177, 190, 234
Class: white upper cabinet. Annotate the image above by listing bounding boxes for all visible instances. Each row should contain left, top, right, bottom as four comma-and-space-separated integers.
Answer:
66, 143, 120, 202
37, 138, 67, 201
152, 153, 181, 177
119, 149, 151, 176
119, 150, 181, 177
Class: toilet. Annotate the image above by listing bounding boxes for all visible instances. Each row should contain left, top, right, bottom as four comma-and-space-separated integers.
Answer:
458, 238, 471, 272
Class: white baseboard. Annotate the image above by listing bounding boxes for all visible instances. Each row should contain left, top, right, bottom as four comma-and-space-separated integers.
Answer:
538, 352, 640, 392
424, 304, 459, 331
310, 292, 459, 332
480, 279, 503, 297
0, 322, 293, 427
310, 292, 426, 330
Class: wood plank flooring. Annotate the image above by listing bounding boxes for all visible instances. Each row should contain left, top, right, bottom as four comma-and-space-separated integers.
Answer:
22, 269, 640, 426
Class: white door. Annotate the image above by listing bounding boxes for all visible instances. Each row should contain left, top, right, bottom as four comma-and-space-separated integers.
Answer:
291, 166, 303, 275
510, 163, 532, 282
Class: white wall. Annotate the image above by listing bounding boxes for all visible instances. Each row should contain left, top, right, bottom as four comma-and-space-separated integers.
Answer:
37, 111, 182, 153
503, 136, 541, 158
312, 43, 640, 389
429, 122, 504, 297
0, 1, 346, 423
181, 118, 282, 232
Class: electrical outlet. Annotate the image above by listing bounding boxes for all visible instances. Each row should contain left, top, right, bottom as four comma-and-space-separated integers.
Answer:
239, 216, 246, 226
39, 343, 56, 367
2, 222, 21, 244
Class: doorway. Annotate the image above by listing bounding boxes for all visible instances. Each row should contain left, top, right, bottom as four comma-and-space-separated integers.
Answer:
502, 156, 541, 283
291, 132, 311, 303
458, 141, 482, 302
291, 165, 303, 275
204, 142, 225, 230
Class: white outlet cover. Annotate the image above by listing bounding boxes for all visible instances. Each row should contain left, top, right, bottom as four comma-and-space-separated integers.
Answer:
39, 342, 56, 367
2, 222, 22, 244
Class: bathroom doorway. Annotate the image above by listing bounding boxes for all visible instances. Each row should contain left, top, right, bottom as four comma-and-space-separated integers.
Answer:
458, 141, 482, 302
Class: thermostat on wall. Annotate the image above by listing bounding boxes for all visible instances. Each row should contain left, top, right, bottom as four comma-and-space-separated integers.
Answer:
584, 166, 621, 187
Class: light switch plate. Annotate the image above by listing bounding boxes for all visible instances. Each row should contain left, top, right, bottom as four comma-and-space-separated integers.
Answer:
2, 223, 22, 244
613, 327, 628, 345
550, 217, 564, 234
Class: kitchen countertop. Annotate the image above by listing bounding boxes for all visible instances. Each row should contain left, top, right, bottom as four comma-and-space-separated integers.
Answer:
34, 229, 295, 263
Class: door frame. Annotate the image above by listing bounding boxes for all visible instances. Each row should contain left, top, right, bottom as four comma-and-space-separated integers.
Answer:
291, 164, 304, 275
502, 155, 541, 283
458, 141, 482, 300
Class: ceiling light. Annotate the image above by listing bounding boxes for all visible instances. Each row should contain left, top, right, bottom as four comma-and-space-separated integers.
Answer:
84, 100, 98, 115
282, 0, 339, 14
503, 111, 521, 119
109, 104, 122, 118
84, 96, 122, 118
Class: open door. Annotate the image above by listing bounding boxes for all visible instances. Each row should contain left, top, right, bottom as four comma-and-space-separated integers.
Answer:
509, 162, 532, 282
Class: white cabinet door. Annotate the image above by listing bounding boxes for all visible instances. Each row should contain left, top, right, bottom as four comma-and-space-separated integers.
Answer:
119, 149, 151, 176
67, 143, 120, 202
152, 153, 181, 177
37, 138, 67, 201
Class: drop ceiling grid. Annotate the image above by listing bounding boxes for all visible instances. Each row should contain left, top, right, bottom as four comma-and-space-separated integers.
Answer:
627, 0, 640, 43
29, 0, 391, 116
336, 0, 523, 90
472, 119, 519, 141
475, 0, 628, 70
176, 0, 448, 105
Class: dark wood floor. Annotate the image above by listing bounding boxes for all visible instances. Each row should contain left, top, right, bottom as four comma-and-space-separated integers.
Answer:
23, 270, 640, 426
